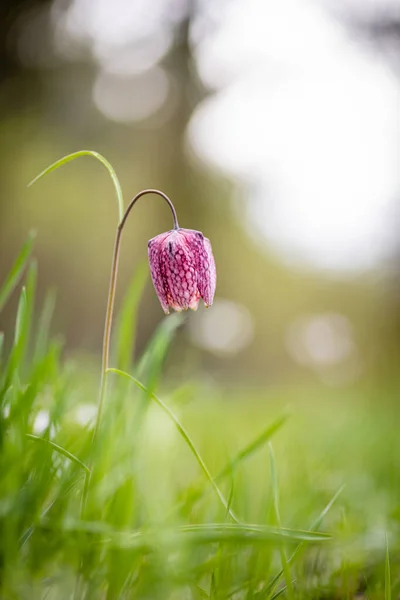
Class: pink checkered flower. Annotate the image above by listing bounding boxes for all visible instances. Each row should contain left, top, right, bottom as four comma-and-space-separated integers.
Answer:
148, 228, 216, 314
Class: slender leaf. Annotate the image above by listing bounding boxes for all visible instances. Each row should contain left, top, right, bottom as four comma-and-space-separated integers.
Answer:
136, 313, 184, 394
14, 286, 27, 347
193, 585, 210, 599
115, 263, 148, 372
26, 434, 90, 474
108, 521, 331, 544
270, 586, 288, 600
269, 443, 294, 600
19, 476, 84, 548
260, 485, 344, 599
217, 414, 288, 482
1, 284, 28, 391
23, 259, 37, 353
107, 367, 241, 524
45, 520, 330, 545
34, 289, 57, 362
0, 230, 36, 313
0, 331, 4, 367
28, 150, 124, 223
171, 413, 288, 517
225, 477, 235, 522
12, 261, 37, 373
308, 485, 345, 533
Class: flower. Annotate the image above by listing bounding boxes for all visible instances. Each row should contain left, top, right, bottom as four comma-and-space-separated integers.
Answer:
148, 228, 216, 314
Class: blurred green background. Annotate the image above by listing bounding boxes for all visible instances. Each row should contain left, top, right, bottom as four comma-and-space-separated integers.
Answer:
1, 0, 400, 386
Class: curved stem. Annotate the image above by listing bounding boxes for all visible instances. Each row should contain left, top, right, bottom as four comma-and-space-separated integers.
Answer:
91, 189, 178, 447
76, 189, 179, 597
121, 188, 179, 231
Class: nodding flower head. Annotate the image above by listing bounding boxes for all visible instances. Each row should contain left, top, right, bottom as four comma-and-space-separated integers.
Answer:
148, 228, 216, 314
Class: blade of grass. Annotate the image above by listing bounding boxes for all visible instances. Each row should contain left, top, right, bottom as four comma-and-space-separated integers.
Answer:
115, 263, 148, 372
46, 520, 330, 545
0, 332, 4, 366
19, 475, 84, 548
12, 260, 37, 353
27, 150, 124, 223
34, 289, 57, 362
308, 485, 345, 533
261, 485, 344, 599
217, 414, 288, 482
270, 586, 290, 600
210, 572, 216, 599
108, 522, 331, 544
26, 434, 90, 474
22, 259, 37, 363
113, 525, 329, 550
0, 230, 36, 313
225, 476, 235, 521
14, 286, 27, 346
169, 413, 288, 519
226, 582, 249, 599
1, 283, 29, 391
386, 533, 391, 600
192, 584, 210, 599
269, 443, 295, 600
107, 367, 241, 524
136, 313, 184, 395
4, 261, 37, 389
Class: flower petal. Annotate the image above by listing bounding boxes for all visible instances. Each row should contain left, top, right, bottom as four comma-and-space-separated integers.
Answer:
148, 233, 170, 314
200, 237, 216, 307
182, 230, 216, 307
159, 230, 199, 311
189, 290, 201, 311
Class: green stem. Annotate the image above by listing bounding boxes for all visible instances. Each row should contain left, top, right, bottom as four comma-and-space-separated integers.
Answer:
81, 188, 179, 519
92, 188, 179, 445
29, 154, 178, 482
78, 189, 178, 598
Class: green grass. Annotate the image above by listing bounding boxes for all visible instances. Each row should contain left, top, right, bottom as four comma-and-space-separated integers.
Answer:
0, 239, 398, 599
